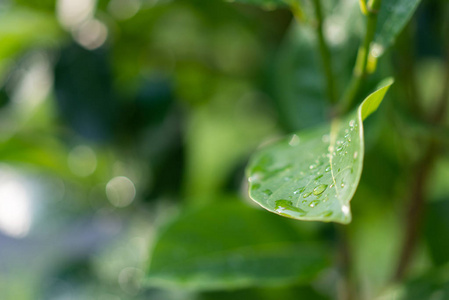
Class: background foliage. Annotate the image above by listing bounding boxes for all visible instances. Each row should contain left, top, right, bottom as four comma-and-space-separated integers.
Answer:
0, 0, 448, 299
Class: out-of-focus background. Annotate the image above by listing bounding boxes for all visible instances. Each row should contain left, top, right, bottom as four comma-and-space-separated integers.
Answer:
1, 0, 449, 299
0, 0, 289, 299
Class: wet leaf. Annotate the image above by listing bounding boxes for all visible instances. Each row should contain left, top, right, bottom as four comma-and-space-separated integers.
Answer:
246, 79, 393, 224
145, 201, 330, 290
373, 0, 422, 54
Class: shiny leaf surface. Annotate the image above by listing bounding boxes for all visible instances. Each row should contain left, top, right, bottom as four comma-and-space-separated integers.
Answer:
247, 80, 393, 224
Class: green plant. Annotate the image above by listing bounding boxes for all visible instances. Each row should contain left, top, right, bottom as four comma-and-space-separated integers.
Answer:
1, 0, 449, 299
144, 0, 449, 299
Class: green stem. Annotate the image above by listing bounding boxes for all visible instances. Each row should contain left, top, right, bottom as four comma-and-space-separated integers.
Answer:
312, 0, 337, 104
340, 0, 382, 114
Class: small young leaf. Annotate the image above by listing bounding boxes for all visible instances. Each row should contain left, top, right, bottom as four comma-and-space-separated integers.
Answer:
247, 79, 393, 224
145, 201, 330, 290
373, 0, 421, 54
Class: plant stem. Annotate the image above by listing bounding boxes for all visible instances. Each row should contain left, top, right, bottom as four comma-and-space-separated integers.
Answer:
393, 145, 436, 281
340, 0, 382, 114
312, 0, 337, 105
394, 44, 449, 282
336, 225, 356, 300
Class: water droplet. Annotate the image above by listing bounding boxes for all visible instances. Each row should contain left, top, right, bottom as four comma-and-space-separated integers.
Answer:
330, 183, 334, 188
293, 187, 305, 195
289, 134, 300, 146
251, 183, 261, 190
341, 182, 345, 188
303, 192, 312, 198
349, 120, 355, 127
313, 184, 328, 195
309, 200, 320, 208
309, 164, 317, 170
337, 146, 343, 152
344, 151, 348, 155
325, 166, 331, 172
342, 205, 350, 215
348, 137, 351, 142
263, 189, 272, 196
275, 200, 305, 215
322, 211, 333, 217
353, 152, 358, 159
314, 175, 323, 181
249, 173, 261, 183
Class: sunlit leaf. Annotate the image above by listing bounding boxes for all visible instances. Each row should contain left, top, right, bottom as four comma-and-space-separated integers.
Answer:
246, 80, 393, 224
145, 200, 330, 290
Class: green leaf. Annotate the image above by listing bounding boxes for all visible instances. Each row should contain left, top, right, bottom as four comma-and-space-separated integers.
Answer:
273, 1, 362, 130
145, 200, 330, 290
373, 0, 421, 54
273, 24, 327, 130
246, 79, 393, 224
424, 199, 449, 266
377, 265, 449, 300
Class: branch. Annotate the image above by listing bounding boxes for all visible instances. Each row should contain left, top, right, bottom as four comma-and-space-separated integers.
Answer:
312, 0, 337, 104
340, 0, 382, 114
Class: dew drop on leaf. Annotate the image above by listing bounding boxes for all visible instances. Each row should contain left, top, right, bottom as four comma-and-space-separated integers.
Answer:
263, 189, 273, 196
342, 205, 350, 215
251, 183, 261, 190
313, 184, 328, 195
293, 187, 305, 195
309, 200, 320, 208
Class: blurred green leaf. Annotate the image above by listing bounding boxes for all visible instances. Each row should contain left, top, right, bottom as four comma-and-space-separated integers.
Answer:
145, 200, 330, 290
374, 0, 422, 53
184, 79, 276, 199
378, 265, 449, 300
425, 199, 449, 267
273, 24, 327, 130
0, 9, 61, 71
273, 1, 362, 131
246, 80, 392, 224
227, 0, 287, 9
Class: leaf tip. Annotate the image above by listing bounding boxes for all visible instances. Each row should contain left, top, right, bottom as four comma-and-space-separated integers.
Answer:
360, 77, 394, 120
